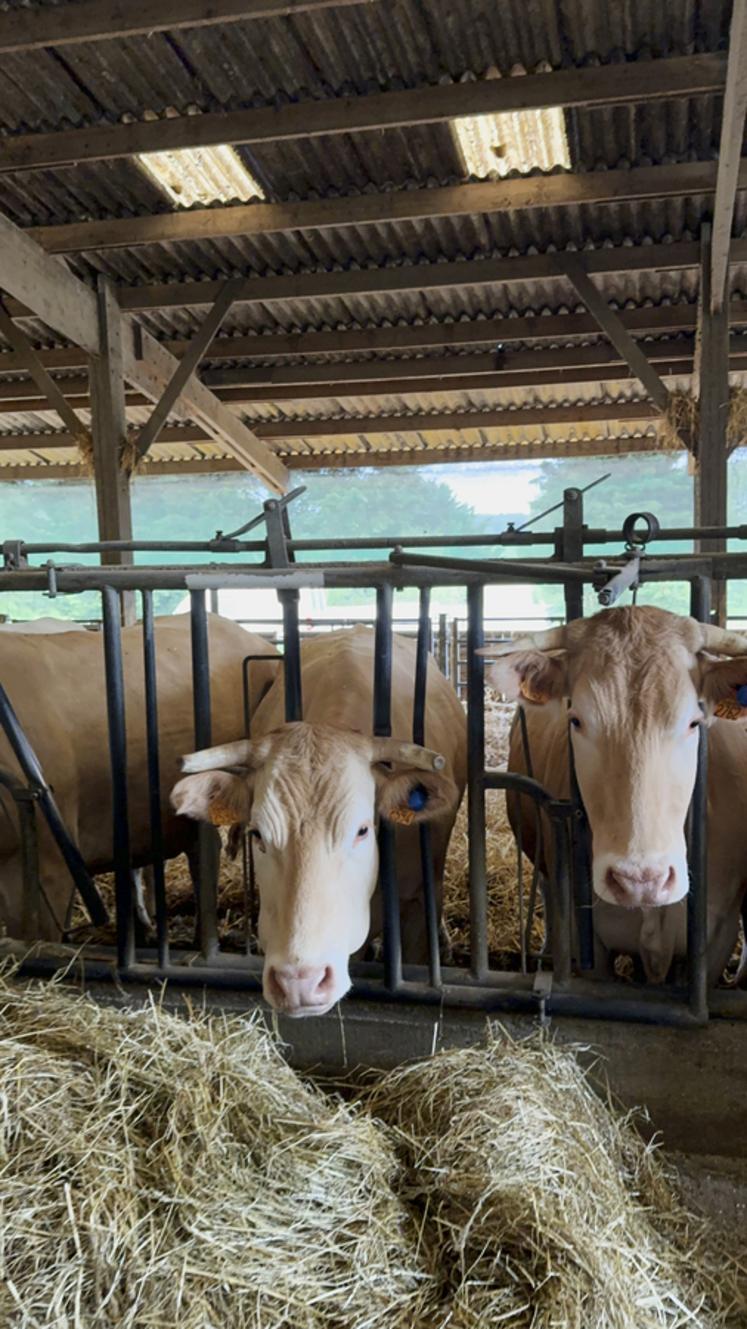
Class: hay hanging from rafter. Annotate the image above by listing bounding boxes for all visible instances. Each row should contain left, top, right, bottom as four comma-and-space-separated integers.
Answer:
75, 429, 146, 478
727, 388, 747, 452
657, 390, 699, 452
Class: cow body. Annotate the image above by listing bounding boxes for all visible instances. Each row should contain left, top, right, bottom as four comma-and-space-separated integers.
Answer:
173, 625, 467, 1014
0, 618, 93, 634
486, 606, 747, 986
0, 614, 278, 939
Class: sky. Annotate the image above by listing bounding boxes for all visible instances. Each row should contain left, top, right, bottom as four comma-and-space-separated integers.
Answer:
424, 460, 542, 518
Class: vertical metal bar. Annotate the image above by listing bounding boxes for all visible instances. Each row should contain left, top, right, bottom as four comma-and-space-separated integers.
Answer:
279, 590, 303, 722
413, 587, 441, 987
437, 612, 448, 675
374, 582, 401, 989
687, 725, 709, 1022
449, 617, 460, 693
209, 588, 219, 614
141, 590, 168, 968
561, 487, 584, 621
568, 724, 594, 970
101, 586, 134, 970
17, 793, 41, 941
190, 590, 219, 960
466, 582, 488, 980
690, 575, 712, 625
549, 808, 572, 988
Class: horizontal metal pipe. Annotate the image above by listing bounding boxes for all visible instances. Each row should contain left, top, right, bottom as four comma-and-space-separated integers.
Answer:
12, 521, 747, 557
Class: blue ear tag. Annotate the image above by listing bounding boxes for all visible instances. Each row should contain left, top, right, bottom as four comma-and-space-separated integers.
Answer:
407, 784, 429, 812
737, 685, 747, 708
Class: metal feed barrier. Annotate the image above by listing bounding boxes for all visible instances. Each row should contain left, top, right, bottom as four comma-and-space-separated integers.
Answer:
0, 488, 745, 1028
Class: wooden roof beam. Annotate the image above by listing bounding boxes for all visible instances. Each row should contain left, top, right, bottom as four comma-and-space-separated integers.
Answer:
0, 298, 91, 446
0, 435, 675, 480
120, 320, 288, 493
711, 0, 747, 312
0, 0, 363, 53
0, 210, 98, 353
133, 278, 242, 459
28, 161, 746, 255
0, 54, 726, 175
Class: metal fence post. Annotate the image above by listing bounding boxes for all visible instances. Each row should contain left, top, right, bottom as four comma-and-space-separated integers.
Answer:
374, 582, 401, 989
466, 582, 488, 980
101, 586, 134, 969
560, 487, 584, 621
190, 590, 220, 960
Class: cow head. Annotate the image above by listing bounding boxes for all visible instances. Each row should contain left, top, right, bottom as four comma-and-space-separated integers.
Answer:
171, 723, 457, 1016
480, 607, 747, 910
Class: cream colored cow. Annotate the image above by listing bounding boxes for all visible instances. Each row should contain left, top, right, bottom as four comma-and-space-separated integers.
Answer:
172, 626, 466, 1016
482, 606, 747, 984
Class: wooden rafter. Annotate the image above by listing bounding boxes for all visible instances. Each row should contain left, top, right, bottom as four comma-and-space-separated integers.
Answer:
121, 322, 288, 493
134, 278, 243, 460
561, 256, 673, 414
0, 210, 98, 353
0, 0, 361, 52
0, 435, 677, 482
28, 161, 745, 255
711, 0, 747, 312
0, 54, 725, 175
0, 297, 91, 446
5, 239, 747, 324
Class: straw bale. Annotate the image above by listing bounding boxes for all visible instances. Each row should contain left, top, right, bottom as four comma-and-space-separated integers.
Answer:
361, 1028, 747, 1329
0, 970, 429, 1328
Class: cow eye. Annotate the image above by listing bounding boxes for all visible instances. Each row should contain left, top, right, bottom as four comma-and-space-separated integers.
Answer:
355, 825, 369, 841
569, 716, 582, 731
689, 718, 702, 731
250, 828, 266, 853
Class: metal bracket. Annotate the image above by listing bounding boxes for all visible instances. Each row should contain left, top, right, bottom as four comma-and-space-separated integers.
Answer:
533, 969, 553, 1026
44, 561, 58, 599
593, 553, 641, 606
622, 510, 661, 551
2, 540, 27, 570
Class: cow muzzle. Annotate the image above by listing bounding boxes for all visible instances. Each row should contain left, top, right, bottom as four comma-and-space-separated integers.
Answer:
264, 962, 343, 1017
600, 858, 682, 909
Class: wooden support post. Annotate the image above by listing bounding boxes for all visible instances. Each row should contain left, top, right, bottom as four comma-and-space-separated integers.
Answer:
134, 277, 243, 459
89, 276, 135, 624
711, 0, 747, 312
695, 225, 730, 626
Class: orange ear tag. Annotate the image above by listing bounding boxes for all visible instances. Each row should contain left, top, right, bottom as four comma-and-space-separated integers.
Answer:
714, 684, 747, 721
208, 799, 236, 826
387, 805, 417, 826
519, 679, 552, 704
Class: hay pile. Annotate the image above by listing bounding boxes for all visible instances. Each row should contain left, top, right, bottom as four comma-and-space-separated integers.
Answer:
1, 975, 745, 1329
0, 972, 427, 1328
363, 1030, 747, 1329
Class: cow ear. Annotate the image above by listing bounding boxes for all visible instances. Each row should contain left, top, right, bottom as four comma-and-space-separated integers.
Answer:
699, 657, 747, 720
375, 766, 459, 826
482, 649, 567, 704
171, 769, 255, 826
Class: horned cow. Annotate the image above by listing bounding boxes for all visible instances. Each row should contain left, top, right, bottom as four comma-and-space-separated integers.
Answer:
172, 626, 467, 1016
481, 606, 747, 986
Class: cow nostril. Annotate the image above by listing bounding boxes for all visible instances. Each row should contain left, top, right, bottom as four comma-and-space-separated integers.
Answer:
315, 966, 334, 999
266, 966, 287, 1002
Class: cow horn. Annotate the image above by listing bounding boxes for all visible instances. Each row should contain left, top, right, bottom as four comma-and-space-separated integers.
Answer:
699, 623, 747, 656
370, 738, 446, 771
476, 625, 568, 658
179, 739, 256, 773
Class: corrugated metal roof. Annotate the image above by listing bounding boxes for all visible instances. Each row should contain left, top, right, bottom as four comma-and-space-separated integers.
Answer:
0, 0, 742, 471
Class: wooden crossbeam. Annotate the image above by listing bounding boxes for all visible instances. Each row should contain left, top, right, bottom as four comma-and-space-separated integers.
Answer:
5, 238, 747, 324
121, 321, 288, 493
0, 54, 725, 174
0, 435, 676, 481
0, 0, 361, 52
29, 161, 744, 255
0, 297, 91, 445
0, 210, 98, 352
561, 256, 673, 414
711, 0, 747, 312
134, 278, 243, 459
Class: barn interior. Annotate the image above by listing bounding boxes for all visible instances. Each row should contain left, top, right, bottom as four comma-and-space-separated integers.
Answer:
0, 1, 747, 1320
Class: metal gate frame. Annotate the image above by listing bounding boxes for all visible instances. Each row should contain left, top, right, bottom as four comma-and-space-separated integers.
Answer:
0, 498, 746, 1028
